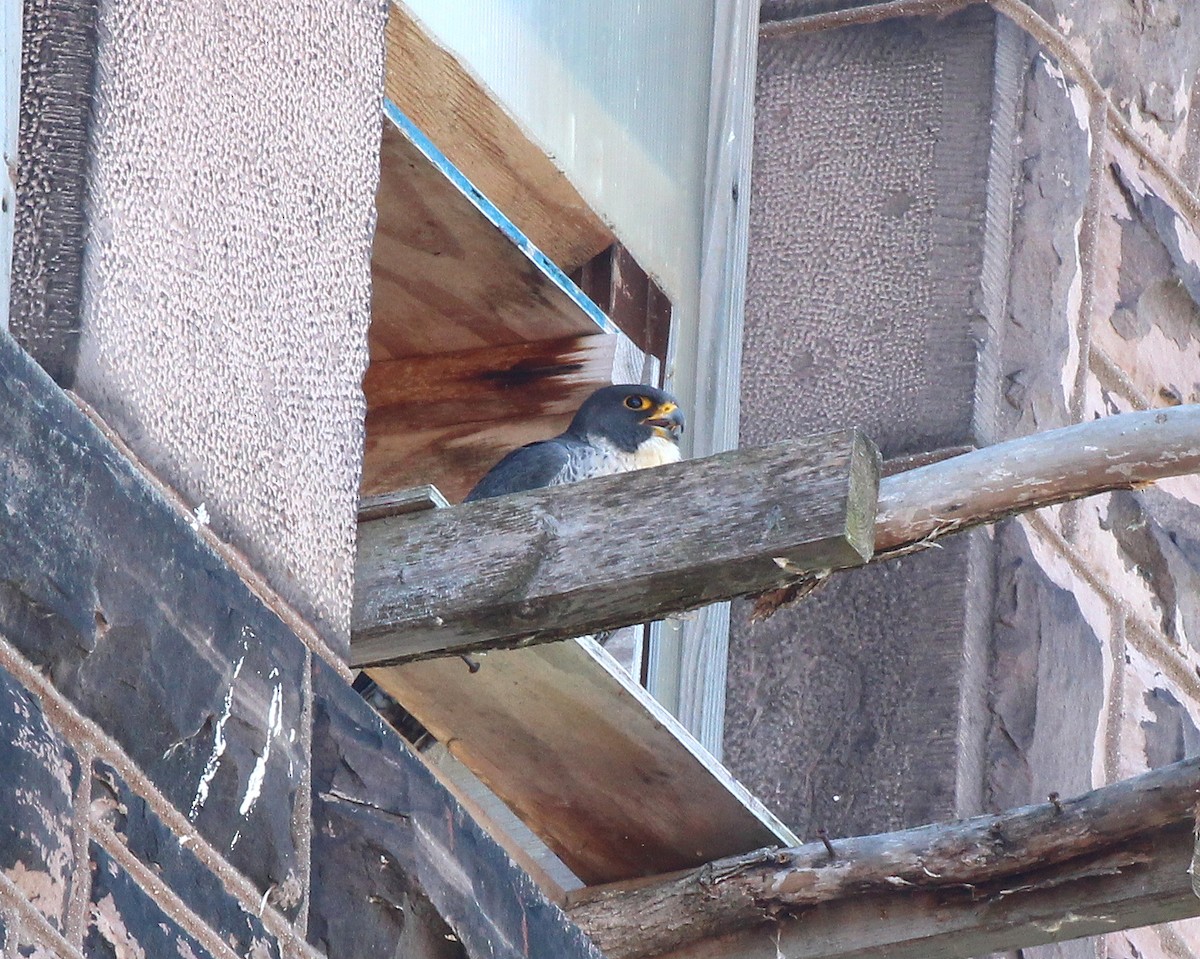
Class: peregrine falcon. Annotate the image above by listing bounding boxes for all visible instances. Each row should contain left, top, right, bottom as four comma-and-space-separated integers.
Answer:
465, 384, 685, 502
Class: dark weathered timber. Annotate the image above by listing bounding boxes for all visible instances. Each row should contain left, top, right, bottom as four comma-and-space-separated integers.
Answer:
567, 757, 1200, 959
351, 430, 879, 666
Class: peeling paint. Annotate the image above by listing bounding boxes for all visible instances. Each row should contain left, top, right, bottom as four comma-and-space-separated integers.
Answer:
1013, 518, 1113, 784
1041, 55, 1091, 144
1037, 911, 1115, 934
4, 860, 65, 920
91, 892, 148, 959
188, 503, 209, 532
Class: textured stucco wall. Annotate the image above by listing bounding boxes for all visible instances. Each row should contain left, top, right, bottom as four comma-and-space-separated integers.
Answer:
69, 0, 385, 653
727, 6, 1001, 837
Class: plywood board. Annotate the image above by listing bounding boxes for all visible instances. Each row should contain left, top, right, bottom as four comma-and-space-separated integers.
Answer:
361, 334, 617, 498
367, 638, 798, 885
384, 3, 613, 273
369, 107, 616, 362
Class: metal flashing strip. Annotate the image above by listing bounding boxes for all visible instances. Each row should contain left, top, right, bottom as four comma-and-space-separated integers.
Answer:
382, 99, 619, 338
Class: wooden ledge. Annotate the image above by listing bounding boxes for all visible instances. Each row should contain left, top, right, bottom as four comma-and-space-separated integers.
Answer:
352, 430, 880, 666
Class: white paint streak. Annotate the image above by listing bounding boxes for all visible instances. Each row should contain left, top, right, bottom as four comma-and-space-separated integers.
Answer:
189, 502, 210, 531
1038, 912, 1115, 934
1041, 56, 1091, 142
1019, 520, 1112, 785
239, 681, 284, 817
189, 653, 245, 820
1063, 214, 1084, 403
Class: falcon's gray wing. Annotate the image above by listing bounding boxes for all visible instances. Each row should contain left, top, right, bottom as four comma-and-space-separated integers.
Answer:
464, 436, 580, 502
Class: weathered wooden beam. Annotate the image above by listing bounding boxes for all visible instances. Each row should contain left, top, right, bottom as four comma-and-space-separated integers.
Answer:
351, 430, 879, 666
568, 757, 1200, 959
875, 405, 1200, 556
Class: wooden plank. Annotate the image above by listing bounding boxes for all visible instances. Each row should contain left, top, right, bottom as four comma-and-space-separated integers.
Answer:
364, 334, 616, 423
364, 106, 633, 500
363, 411, 574, 502
352, 430, 880, 665
383, 3, 613, 273
370, 115, 613, 361
569, 757, 1200, 959
358, 485, 448, 522
367, 638, 798, 885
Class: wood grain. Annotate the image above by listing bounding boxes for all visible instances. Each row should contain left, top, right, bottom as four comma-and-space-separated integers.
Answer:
361, 335, 617, 499
369, 120, 603, 362
366, 638, 797, 885
351, 430, 880, 664
384, 3, 613, 272
568, 757, 1200, 959
362, 412, 572, 502
875, 405, 1200, 555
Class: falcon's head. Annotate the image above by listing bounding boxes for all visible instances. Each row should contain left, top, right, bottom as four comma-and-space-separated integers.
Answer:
567, 385, 685, 462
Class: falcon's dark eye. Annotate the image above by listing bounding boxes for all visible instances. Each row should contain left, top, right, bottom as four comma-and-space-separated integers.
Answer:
624, 395, 652, 411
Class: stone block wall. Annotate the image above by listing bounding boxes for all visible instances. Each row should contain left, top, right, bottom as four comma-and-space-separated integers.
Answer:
988, 5, 1200, 954
0, 332, 599, 959
731, 2, 1200, 956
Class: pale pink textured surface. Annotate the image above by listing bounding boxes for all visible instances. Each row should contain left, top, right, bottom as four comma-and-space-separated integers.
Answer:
74, 0, 385, 651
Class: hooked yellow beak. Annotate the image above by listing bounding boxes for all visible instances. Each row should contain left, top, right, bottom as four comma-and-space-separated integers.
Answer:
644, 401, 684, 439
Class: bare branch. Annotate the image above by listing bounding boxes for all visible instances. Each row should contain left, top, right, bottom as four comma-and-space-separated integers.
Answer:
875, 406, 1200, 555
753, 406, 1200, 617
568, 757, 1200, 959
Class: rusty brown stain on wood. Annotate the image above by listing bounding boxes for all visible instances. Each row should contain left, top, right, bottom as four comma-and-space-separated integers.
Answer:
360, 335, 616, 500
384, 4, 613, 273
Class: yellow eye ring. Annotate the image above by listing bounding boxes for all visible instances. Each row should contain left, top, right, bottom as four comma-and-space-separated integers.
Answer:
624, 395, 652, 411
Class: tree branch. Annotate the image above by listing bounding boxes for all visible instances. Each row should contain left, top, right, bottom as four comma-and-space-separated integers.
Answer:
754, 406, 1200, 616
567, 757, 1200, 959
876, 406, 1200, 554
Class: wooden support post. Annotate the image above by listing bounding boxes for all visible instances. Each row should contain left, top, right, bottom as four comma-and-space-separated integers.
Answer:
351, 429, 879, 666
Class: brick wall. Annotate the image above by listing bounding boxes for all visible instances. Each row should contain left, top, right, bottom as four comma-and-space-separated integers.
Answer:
0, 332, 600, 958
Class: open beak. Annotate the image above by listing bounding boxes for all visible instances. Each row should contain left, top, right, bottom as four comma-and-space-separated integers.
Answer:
644, 401, 685, 440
